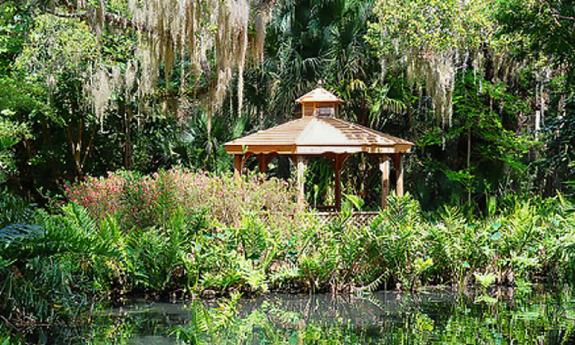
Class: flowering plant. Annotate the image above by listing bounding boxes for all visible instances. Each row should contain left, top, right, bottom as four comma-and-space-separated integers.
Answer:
65, 168, 300, 228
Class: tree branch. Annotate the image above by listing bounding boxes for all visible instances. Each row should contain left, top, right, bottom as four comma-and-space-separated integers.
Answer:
539, 0, 575, 24
44, 8, 88, 19
555, 14, 575, 22
44, 7, 152, 32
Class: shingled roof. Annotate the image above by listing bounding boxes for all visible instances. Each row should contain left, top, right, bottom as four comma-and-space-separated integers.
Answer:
225, 87, 413, 155
225, 116, 413, 155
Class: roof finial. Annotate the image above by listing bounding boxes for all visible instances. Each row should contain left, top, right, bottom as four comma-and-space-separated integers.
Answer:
317, 79, 324, 87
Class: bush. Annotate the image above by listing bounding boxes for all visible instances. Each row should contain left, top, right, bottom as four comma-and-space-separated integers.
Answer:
65, 168, 300, 228
292, 194, 575, 292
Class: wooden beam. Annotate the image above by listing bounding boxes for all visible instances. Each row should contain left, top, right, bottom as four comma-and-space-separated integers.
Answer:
224, 144, 412, 155
233, 154, 244, 177
379, 155, 390, 209
392, 153, 404, 196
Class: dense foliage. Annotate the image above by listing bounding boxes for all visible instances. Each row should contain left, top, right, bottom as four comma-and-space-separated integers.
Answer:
1, 0, 574, 341
1, 170, 574, 330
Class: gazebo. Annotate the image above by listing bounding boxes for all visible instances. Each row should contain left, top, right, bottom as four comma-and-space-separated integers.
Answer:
224, 87, 414, 211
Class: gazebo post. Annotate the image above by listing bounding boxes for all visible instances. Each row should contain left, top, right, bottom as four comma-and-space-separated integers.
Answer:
379, 155, 390, 209
392, 153, 404, 196
257, 154, 268, 173
333, 154, 346, 211
233, 154, 244, 177
295, 155, 307, 206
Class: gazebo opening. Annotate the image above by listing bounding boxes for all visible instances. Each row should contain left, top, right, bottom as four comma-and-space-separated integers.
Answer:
224, 87, 414, 212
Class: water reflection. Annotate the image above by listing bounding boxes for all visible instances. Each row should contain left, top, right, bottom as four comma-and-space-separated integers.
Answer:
25, 289, 575, 344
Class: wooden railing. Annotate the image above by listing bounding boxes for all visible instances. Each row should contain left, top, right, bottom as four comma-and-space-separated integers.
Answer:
257, 210, 380, 228
315, 211, 379, 227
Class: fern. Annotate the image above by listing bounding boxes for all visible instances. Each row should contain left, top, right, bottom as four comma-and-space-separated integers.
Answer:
0, 188, 35, 228
0, 224, 43, 251
172, 301, 211, 344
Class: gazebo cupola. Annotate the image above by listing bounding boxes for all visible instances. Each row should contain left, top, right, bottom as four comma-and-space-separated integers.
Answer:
296, 87, 342, 118
224, 87, 414, 211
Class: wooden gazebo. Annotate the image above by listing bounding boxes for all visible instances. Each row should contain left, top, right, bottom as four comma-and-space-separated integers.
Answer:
224, 87, 414, 211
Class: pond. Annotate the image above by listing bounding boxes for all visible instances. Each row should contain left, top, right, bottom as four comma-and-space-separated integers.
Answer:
25, 288, 575, 344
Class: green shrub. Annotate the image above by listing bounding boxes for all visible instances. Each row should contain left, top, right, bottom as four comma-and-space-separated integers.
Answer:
2, 172, 574, 332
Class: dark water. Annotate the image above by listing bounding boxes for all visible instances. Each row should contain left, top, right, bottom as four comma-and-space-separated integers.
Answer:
25, 289, 575, 344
